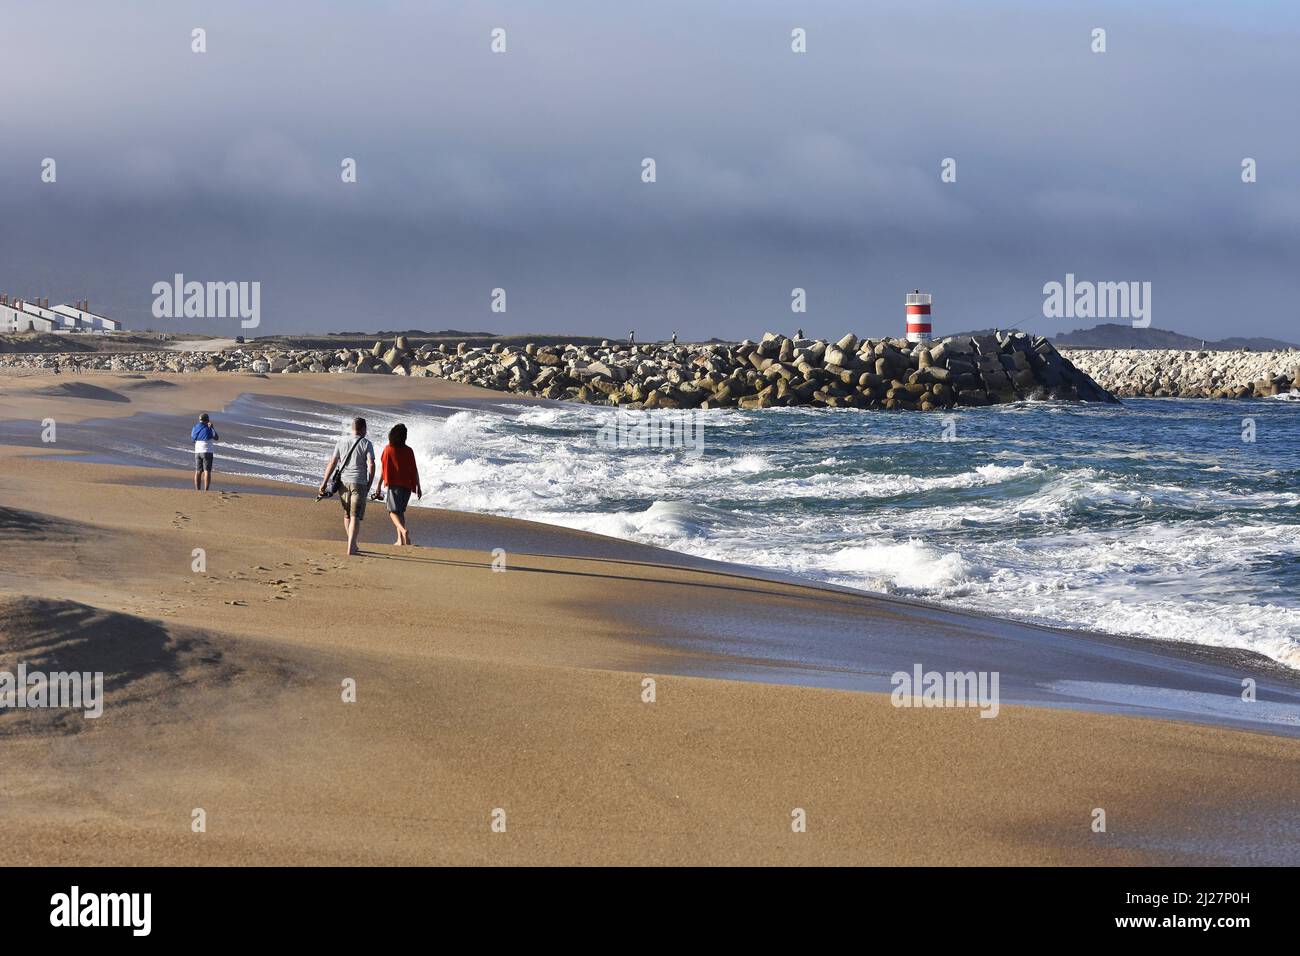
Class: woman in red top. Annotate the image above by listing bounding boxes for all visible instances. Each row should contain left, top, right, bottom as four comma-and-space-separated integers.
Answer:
373, 423, 422, 545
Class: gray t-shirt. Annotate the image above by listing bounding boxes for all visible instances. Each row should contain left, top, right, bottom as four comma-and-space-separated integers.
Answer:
333, 435, 374, 485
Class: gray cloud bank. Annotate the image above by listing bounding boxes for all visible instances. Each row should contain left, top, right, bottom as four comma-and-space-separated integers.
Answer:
1, 0, 1296, 340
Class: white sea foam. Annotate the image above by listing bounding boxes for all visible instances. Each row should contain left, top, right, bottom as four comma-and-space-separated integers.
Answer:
235, 398, 1300, 669
827, 543, 973, 592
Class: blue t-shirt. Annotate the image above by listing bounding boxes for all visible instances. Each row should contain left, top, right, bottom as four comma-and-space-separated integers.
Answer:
191, 422, 218, 453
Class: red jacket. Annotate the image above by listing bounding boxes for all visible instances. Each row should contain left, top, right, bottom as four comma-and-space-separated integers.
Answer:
381, 444, 419, 490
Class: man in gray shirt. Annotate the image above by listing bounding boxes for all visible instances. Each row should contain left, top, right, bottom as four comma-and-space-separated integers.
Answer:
319, 417, 377, 556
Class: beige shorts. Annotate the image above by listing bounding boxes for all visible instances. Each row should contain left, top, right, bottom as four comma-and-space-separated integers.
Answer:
339, 483, 368, 520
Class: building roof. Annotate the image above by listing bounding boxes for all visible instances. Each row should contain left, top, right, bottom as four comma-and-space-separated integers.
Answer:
16, 300, 61, 321
52, 304, 121, 328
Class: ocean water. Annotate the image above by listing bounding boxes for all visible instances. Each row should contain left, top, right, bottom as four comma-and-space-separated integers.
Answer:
49, 392, 1300, 669
399, 398, 1300, 669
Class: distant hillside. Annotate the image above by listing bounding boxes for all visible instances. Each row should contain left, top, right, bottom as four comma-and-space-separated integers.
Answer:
1052, 323, 1298, 351
944, 323, 1298, 351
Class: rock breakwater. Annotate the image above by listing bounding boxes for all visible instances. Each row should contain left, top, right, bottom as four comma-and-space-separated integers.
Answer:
1062, 348, 1300, 398
0, 332, 1118, 410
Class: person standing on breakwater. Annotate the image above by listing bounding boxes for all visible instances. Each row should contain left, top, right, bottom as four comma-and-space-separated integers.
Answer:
192, 413, 219, 491
372, 423, 422, 546
319, 417, 376, 556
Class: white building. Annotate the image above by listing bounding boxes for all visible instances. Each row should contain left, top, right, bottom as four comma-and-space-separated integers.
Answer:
52, 302, 122, 332
0, 303, 56, 333
1, 292, 124, 333
16, 298, 74, 329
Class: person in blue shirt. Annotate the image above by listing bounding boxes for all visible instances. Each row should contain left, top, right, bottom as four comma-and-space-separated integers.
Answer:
191, 413, 220, 491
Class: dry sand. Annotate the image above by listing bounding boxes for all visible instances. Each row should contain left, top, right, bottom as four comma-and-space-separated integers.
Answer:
0, 366, 495, 424
2, 371, 1299, 865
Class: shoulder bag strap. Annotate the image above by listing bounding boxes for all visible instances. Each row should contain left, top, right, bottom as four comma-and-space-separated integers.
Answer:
334, 436, 363, 479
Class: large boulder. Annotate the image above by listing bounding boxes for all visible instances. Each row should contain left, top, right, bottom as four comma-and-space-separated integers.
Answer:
585, 360, 629, 382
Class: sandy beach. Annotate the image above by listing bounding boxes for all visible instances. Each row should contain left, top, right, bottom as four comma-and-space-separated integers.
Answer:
2, 370, 1299, 865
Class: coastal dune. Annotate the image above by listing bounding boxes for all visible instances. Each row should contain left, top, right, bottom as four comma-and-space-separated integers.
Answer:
2, 373, 1300, 865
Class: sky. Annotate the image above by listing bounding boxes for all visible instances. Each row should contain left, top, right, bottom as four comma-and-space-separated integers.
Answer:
1, 0, 1297, 341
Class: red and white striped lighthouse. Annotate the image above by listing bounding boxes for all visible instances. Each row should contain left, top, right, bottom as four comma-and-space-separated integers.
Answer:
905, 290, 932, 344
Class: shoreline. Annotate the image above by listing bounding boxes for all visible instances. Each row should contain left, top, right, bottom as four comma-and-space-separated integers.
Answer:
16, 442, 1300, 703
3, 370, 1300, 865
2, 371, 1298, 695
